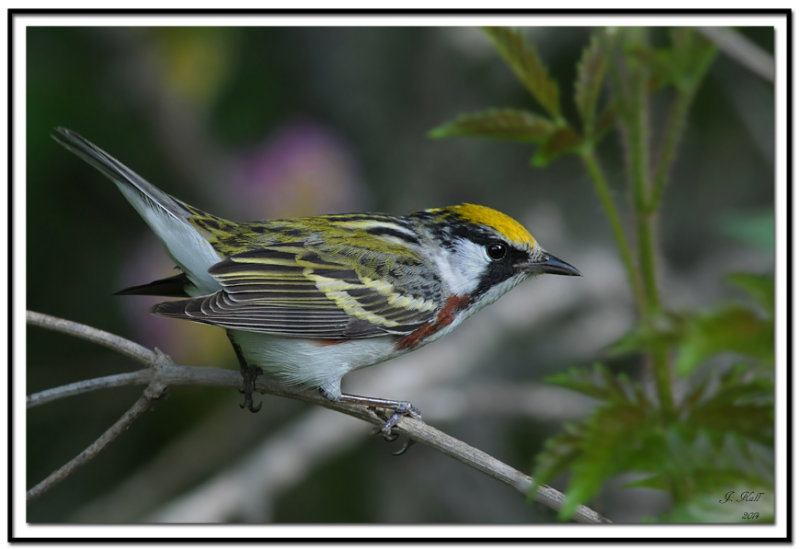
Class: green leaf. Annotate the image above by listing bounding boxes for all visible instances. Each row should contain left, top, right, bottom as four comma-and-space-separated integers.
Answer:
669, 27, 717, 89
531, 423, 585, 490
674, 305, 774, 375
692, 400, 774, 447
538, 363, 659, 519
574, 32, 608, 137
718, 210, 774, 251
428, 108, 558, 142
483, 27, 561, 119
546, 363, 648, 405
622, 36, 680, 92
726, 273, 774, 315
626, 428, 772, 512
537, 358, 774, 521
608, 313, 681, 358
623, 28, 716, 93
556, 400, 654, 520
650, 431, 773, 522
609, 272, 774, 374
591, 100, 617, 141
683, 366, 774, 446
531, 126, 581, 167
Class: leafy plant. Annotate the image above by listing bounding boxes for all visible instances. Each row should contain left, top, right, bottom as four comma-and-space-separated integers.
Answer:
431, 27, 774, 521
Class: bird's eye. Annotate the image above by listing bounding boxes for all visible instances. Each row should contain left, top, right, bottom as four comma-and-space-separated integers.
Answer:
486, 242, 507, 260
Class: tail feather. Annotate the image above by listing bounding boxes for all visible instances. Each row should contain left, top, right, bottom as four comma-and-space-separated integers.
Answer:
53, 127, 223, 293
52, 127, 190, 221
115, 273, 193, 297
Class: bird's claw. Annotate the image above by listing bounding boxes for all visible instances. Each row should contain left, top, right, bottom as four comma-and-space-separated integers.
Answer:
239, 395, 263, 413
238, 364, 264, 413
379, 403, 420, 435
338, 393, 421, 455
392, 438, 416, 456
370, 402, 421, 455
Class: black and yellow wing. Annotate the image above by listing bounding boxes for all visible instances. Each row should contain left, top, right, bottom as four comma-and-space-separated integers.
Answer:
152, 242, 443, 339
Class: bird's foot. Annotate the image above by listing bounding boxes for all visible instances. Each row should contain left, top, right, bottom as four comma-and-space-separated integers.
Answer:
239, 364, 264, 413
336, 393, 421, 455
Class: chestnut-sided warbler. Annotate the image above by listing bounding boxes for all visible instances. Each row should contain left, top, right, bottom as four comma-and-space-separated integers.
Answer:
53, 127, 580, 435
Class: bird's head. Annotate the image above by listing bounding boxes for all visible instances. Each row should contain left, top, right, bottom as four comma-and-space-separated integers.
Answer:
418, 203, 580, 308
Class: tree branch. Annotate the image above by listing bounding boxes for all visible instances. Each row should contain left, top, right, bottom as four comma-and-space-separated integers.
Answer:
26, 310, 611, 523
697, 27, 774, 83
27, 370, 151, 408
27, 310, 155, 365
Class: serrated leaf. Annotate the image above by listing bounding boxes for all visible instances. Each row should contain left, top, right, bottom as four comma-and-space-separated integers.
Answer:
624, 28, 716, 92
652, 431, 773, 521
726, 273, 774, 315
536, 371, 775, 522
713, 364, 774, 402
685, 366, 774, 445
694, 402, 774, 447
608, 311, 683, 357
531, 423, 585, 491
632, 46, 675, 90
546, 363, 648, 406
483, 27, 561, 119
633, 428, 772, 508
680, 376, 713, 412
669, 27, 717, 89
545, 364, 606, 399
531, 126, 581, 167
533, 397, 663, 519
675, 305, 774, 375
556, 400, 654, 520
428, 108, 558, 142
592, 100, 618, 140
574, 32, 608, 136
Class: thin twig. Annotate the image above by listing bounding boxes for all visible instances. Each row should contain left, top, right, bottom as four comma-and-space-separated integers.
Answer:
27, 370, 152, 408
26, 381, 167, 502
27, 310, 155, 365
26, 311, 611, 523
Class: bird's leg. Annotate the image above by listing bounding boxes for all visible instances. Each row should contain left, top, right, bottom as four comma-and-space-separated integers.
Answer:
227, 333, 263, 413
336, 393, 421, 455
239, 364, 264, 413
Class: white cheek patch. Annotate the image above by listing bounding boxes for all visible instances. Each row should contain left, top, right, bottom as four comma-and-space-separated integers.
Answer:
433, 238, 491, 296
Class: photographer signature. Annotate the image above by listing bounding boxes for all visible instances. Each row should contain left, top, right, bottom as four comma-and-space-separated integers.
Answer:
718, 490, 765, 504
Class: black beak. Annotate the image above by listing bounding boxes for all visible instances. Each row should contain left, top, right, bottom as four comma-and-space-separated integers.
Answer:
521, 252, 581, 276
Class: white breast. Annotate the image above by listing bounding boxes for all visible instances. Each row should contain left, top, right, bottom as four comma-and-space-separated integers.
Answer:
229, 331, 399, 400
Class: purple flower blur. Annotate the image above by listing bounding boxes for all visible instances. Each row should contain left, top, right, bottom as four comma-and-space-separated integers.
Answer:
230, 119, 369, 219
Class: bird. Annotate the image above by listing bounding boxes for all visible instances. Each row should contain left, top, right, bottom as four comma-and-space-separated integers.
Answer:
52, 127, 581, 440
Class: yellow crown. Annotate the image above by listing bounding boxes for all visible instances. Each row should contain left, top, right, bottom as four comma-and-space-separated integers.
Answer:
444, 203, 537, 248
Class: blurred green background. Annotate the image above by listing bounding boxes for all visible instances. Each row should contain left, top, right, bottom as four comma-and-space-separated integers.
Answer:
26, 26, 774, 523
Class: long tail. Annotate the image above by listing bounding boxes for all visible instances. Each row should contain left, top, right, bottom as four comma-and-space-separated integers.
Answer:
53, 127, 222, 293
